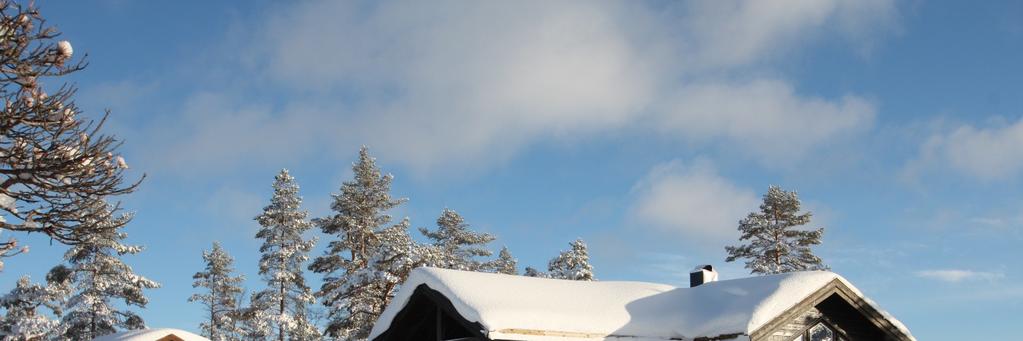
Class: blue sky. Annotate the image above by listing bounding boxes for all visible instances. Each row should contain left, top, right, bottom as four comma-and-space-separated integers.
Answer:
3, 1, 1022, 339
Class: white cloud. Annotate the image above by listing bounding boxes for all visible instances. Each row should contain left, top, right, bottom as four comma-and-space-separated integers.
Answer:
654, 79, 876, 164
256, 1, 655, 172
628, 160, 759, 244
915, 269, 1005, 283
679, 0, 887, 69
144, 0, 898, 175
204, 186, 264, 224
136, 93, 351, 175
916, 118, 1023, 180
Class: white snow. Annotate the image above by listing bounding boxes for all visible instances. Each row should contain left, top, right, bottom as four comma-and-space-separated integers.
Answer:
0, 193, 16, 212
370, 267, 914, 341
116, 156, 129, 169
57, 40, 73, 58
92, 328, 208, 341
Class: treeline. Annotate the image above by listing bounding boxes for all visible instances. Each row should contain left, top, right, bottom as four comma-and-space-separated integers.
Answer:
187, 147, 596, 341
185, 148, 827, 341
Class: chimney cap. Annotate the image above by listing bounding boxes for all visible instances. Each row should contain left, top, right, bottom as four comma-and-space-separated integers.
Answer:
692, 264, 714, 272
689, 264, 719, 287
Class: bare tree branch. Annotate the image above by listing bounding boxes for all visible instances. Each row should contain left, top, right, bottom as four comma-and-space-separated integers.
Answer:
0, 0, 144, 268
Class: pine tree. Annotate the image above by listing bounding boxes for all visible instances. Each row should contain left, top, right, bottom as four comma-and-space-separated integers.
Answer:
547, 239, 595, 281
490, 247, 518, 275
523, 267, 546, 278
54, 206, 159, 340
419, 209, 495, 272
309, 147, 420, 340
725, 185, 827, 275
252, 170, 319, 341
0, 1, 143, 270
0, 276, 67, 340
190, 242, 245, 341
236, 293, 271, 341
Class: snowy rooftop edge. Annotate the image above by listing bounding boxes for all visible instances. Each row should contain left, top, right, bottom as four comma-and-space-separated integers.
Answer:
370, 267, 914, 340
92, 328, 209, 341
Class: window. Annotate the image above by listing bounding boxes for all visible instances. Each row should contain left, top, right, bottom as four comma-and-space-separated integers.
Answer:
808, 322, 834, 341
793, 321, 845, 341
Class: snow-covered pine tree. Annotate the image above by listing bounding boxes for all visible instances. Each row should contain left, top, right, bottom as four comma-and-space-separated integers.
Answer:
419, 209, 495, 272
53, 204, 159, 340
547, 239, 595, 281
286, 311, 320, 341
0, 1, 142, 271
189, 242, 246, 341
724, 185, 827, 275
490, 247, 518, 275
236, 293, 271, 341
309, 147, 421, 340
252, 170, 319, 341
523, 267, 546, 278
0, 275, 67, 340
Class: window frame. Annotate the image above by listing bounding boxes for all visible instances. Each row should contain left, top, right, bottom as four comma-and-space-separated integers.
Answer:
790, 319, 848, 341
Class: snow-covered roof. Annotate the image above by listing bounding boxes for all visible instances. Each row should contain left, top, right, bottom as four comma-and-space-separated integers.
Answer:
370, 267, 914, 341
92, 328, 209, 341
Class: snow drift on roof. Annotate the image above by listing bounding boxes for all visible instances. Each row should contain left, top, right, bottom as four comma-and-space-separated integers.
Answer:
92, 328, 209, 341
370, 267, 913, 340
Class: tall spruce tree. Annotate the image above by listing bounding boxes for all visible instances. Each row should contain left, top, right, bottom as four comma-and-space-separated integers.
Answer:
419, 209, 495, 272
725, 185, 827, 275
309, 147, 420, 340
53, 205, 159, 340
491, 247, 518, 275
190, 242, 245, 341
252, 170, 319, 341
0, 275, 67, 339
547, 239, 594, 281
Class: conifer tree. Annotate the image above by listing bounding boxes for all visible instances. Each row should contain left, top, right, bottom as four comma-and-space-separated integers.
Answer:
547, 239, 595, 281
725, 185, 827, 275
252, 170, 319, 341
236, 293, 271, 341
419, 209, 495, 272
523, 267, 546, 278
190, 242, 245, 341
490, 246, 518, 275
309, 147, 420, 340
53, 205, 159, 340
286, 312, 321, 341
0, 275, 67, 339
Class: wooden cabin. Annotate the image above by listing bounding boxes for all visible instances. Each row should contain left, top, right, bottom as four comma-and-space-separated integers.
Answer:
370, 267, 914, 341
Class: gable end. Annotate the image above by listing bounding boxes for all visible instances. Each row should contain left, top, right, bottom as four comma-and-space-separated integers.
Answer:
750, 279, 913, 341
373, 284, 489, 341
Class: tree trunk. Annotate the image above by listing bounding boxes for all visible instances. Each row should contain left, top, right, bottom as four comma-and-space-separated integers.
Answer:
211, 274, 218, 340
279, 282, 286, 341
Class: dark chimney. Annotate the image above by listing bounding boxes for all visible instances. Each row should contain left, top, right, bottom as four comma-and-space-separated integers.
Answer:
689, 264, 719, 287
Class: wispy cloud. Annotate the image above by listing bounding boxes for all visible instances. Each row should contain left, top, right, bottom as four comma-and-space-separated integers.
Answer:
134, 0, 899, 177
915, 269, 1005, 283
628, 159, 759, 245
654, 80, 875, 165
910, 117, 1023, 180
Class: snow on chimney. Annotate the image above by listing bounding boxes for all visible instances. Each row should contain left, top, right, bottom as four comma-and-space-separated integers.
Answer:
689, 264, 719, 287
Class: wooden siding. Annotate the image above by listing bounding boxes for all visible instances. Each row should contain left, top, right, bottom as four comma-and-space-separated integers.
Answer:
764, 307, 823, 341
